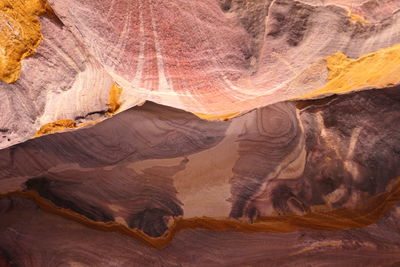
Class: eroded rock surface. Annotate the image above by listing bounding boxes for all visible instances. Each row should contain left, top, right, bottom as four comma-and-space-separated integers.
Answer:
0, 14, 114, 149
1, 0, 400, 265
1, 196, 400, 266
0, 88, 399, 244
46, 0, 400, 115
1, 0, 400, 148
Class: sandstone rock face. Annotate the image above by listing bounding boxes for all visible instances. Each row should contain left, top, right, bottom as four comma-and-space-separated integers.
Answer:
1, 197, 400, 266
1, 87, 400, 244
47, 0, 400, 115
0, 15, 114, 149
1, 0, 400, 266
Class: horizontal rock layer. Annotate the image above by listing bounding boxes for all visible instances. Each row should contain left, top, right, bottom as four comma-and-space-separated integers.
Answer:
1, 0, 400, 265
1, 181, 400, 266
1, 0, 400, 149
0, 87, 399, 244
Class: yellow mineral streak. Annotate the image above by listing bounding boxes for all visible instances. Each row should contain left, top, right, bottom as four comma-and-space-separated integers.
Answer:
298, 44, 400, 99
193, 112, 241, 121
33, 82, 122, 138
34, 119, 76, 137
34, 118, 106, 138
0, 0, 47, 83
107, 83, 122, 115
349, 13, 368, 25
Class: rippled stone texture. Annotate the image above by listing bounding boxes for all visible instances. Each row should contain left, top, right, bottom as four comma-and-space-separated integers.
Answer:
0, 87, 399, 245
1, 0, 400, 149
0, 9, 114, 149
1, 196, 400, 266
47, 0, 400, 116
1, 0, 400, 265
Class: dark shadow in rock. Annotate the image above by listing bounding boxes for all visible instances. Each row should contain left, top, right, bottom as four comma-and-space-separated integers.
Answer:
25, 177, 114, 222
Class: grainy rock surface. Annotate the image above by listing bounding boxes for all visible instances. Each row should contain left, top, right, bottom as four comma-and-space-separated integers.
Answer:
1, 0, 400, 266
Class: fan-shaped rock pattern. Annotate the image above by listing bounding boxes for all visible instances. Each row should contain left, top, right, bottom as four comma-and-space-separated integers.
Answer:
45, 0, 400, 116
2, 0, 400, 149
1, 0, 400, 265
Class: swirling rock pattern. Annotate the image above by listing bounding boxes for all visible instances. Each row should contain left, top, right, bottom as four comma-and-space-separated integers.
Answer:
0, 13, 114, 149
1, 0, 400, 150
0, 87, 399, 244
46, 0, 400, 116
1, 0, 400, 265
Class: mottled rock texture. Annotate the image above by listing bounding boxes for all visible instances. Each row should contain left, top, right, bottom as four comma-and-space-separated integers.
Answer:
1, 0, 400, 266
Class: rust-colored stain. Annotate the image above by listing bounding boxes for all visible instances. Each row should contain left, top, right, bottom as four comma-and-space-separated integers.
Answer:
107, 82, 122, 115
32, 82, 121, 138
297, 44, 400, 99
2, 178, 400, 249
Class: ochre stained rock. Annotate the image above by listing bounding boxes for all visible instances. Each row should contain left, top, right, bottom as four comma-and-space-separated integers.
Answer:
0, 4, 115, 149
0, 0, 47, 83
349, 12, 368, 25
34, 119, 76, 137
107, 83, 123, 115
297, 44, 400, 99
33, 83, 124, 137
193, 112, 241, 121
33, 118, 109, 138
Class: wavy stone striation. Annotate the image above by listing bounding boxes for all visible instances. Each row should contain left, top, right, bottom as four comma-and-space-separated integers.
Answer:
47, 0, 400, 116
1, 0, 400, 148
0, 87, 399, 242
1, 196, 400, 266
0, 87, 399, 264
1, 0, 400, 265
0, 10, 114, 149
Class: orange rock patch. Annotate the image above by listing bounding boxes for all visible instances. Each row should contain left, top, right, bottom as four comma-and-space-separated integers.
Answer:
298, 44, 400, 99
107, 83, 122, 115
0, 0, 48, 83
34, 119, 76, 137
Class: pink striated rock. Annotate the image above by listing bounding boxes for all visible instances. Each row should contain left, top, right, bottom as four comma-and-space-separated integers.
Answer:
47, 0, 400, 115
1, 1, 400, 265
